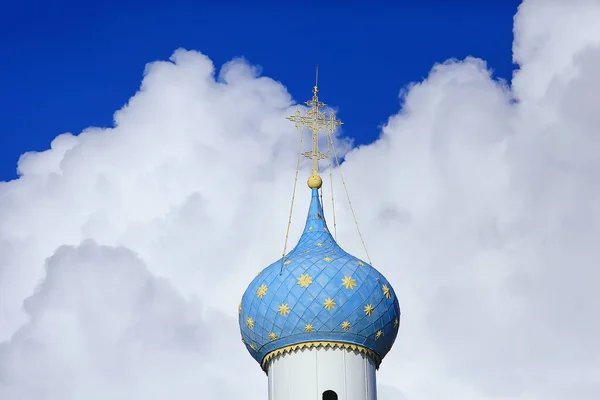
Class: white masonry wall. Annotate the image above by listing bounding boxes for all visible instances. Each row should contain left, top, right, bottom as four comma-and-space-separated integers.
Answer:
266, 346, 377, 400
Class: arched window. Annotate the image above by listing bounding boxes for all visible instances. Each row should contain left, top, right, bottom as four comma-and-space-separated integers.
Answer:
322, 390, 338, 400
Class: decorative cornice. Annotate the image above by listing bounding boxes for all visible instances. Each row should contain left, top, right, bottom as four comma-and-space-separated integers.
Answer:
261, 340, 381, 372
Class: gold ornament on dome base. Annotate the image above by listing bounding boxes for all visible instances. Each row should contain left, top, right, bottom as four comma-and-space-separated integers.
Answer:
261, 340, 382, 372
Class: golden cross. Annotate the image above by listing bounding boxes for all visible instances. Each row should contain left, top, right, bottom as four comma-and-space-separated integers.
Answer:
286, 67, 343, 181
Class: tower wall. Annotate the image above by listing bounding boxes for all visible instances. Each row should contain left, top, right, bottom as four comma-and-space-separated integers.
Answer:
267, 346, 377, 400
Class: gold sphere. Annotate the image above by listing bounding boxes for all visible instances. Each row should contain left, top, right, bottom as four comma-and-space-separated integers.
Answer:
307, 174, 323, 189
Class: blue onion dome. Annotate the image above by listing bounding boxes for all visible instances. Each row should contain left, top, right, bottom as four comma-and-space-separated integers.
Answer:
239, 188, 401, 370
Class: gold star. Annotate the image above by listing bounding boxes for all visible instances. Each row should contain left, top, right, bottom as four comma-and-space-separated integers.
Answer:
394, 318, 399, 328
323, 298, 336, 310
250, 343, 257, 350
358, 261, 365, 266
316, 242, 323, 247
246, 317, 254, 329
269, 332, 277, 340
382, 284, 391, 299
304, 324, 314, 332
342, 276, 357, 290
324, 228, 328, 232
309, 226, 313, 230
238, 301, 242, 315
284, 260, 291, 265
364, 304, 374, 316
341, 321, 351, 331
256, 270, 262, 277
324, 257, 333, 262
256, 284, 268, 299
376, 330, 383, 339
278, 303, 291, 316
297, 273, 313, 288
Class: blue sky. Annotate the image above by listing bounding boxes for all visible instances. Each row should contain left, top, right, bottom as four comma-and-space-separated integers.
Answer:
0, 0, 521, 182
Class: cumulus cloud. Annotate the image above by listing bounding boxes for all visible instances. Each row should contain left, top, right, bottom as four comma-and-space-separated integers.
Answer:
1, 0, 600, 399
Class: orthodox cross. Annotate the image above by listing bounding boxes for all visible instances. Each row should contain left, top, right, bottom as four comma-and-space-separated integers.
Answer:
286, 66, 343, 179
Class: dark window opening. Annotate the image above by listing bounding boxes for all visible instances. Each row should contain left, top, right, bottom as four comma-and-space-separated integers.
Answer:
323, 390, 338, 400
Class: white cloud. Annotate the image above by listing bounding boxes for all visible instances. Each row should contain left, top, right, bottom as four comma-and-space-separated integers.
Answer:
1, 0, 600, 399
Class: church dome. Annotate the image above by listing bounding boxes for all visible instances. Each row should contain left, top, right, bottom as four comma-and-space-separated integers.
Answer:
239, 188, 401, 370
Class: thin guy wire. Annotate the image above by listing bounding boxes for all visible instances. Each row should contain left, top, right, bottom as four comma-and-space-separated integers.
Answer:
326, 130, 372, 266
280, 128, 304, 274
327, 134, 337, 240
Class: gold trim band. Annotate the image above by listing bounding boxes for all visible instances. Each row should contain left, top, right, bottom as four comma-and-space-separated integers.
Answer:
261, 341, 381, 372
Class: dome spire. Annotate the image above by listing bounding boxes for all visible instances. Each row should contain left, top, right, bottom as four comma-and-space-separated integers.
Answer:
286, 65, 343, 189
239, 71, 401, 390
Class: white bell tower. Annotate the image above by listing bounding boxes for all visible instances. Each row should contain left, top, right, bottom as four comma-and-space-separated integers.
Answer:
267, 346, 377, 400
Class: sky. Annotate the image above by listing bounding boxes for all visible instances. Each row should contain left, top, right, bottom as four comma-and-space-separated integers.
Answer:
0, 0, 521, 181
2, 0, 600, 400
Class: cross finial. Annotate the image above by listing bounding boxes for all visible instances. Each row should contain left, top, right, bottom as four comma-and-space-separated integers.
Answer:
286, 68, 343, 189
